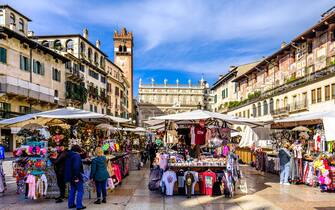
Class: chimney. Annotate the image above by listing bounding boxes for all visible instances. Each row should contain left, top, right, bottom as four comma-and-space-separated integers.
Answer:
281, 41, 287, 49
83, 28, 88, 39
27, 31, 34, 37
96, 40, 100, 49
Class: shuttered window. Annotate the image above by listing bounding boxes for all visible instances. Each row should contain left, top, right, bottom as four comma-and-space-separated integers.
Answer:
0, 47, 6, 64
33, 60, 45, 75
52, 68, 61, 82
20, 55, 30, 71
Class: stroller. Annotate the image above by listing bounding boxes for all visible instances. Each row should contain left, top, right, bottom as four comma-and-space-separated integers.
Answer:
148, 166, 162, 191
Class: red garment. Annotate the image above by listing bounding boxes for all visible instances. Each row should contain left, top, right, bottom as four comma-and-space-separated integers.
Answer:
199, 171, 216, 195
112, 164, 122, 183
195, 126, 207, 145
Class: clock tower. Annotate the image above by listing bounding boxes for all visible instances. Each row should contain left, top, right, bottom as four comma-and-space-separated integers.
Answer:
114, 28, 134, 117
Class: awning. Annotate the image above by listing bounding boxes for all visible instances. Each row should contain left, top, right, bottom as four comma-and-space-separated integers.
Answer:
151, 109, 265, 127
0, 107, 129, 127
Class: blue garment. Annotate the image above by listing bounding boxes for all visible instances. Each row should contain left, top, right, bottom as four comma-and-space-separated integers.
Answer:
95, 180, 107, 199
0, 146, 5, 160
280, 162, 290, 184
90, 156, 109, 182
64, 151, 83, 183
68, 181, 84, 208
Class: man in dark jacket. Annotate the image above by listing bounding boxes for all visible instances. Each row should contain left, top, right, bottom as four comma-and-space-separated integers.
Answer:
50, 146, 68, 203
147, 141, 157, 168
278, 143, 291, 185
65, 145, 86, 210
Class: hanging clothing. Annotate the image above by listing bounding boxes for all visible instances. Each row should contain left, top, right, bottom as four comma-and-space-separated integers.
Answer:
36, 174, 48, 196
194, 126, 207, 145
199, 171, 216, 195
184, 171, 198, 196
161, 170, 177, 196
26, 175, 37, 199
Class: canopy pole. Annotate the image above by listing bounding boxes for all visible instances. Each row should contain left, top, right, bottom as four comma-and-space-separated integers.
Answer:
164, 120, 168, 146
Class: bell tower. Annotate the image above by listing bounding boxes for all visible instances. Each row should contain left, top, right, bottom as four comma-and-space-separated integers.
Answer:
114, 28, 134, 116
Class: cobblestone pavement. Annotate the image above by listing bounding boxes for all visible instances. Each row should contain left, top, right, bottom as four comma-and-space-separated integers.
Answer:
1, 160, 335, 210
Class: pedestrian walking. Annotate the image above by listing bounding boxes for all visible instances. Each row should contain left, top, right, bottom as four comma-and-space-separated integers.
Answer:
50, 146, 68, 203
90, 147, 109, 204
64, 145, 86, 210
279, 143, 291, 185
147, 141, 157, 168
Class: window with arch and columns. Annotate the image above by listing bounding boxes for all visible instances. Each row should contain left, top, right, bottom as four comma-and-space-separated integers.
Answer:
252, 104, 257, 117
263, 100, 268, 115
9, 13, 15, 25
66, 39, 74, 50
257, 102, 262, 117
18, 18, 24, 31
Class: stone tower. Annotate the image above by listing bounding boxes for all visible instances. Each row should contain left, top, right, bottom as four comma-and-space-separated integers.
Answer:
114, 27, 134, 117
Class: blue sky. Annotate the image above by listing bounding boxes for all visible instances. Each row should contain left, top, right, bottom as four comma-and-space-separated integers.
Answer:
3, 0, 335, 96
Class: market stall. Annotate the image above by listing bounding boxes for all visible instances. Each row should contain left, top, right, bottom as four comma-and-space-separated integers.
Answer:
147, 110, 261, 197
259, 109, 335, 191
0, 107, 131, 199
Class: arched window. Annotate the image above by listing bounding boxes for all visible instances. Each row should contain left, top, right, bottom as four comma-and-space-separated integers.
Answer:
263, 100, 268, 115
284, 97, 288, 109
252, 104, 257, 117
94, 52, 98, 63
9, 13, 15, 25
66, 39, 74, 50
88, 48, 92, 61
269, 98, 274, 113
276, 99, 280, 109
123, 45, 127, 52
100, 56, 104, 67
18, 18, 24, 31
118, 45, 122, 52
257, 102, 262, 117
54, 40, 62, 50
41, 41, 49, 48
80, 42, 85, 53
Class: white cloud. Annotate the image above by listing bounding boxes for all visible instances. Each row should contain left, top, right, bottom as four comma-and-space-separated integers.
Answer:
3, 0, 335, 79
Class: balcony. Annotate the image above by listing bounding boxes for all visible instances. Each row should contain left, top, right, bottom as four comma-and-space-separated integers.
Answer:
66, 67, 84, 82
289, 100, 309, 114
271, 107, 289, 117
0, 76, 55, 103
227, 63, 335, 112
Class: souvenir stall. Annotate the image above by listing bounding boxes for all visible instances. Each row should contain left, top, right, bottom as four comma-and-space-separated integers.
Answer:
269, 109, 335, 191
0, 107, 129, 199
147, 110, 261, 197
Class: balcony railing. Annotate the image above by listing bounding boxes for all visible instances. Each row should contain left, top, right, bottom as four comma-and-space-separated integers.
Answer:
270, 106, 289, 117
227, 63, 335, 112
0, 76, 55, 103
289, 100, 309, 113
66, 67, 84, 81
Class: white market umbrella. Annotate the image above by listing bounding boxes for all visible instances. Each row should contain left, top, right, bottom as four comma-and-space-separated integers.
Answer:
292, 126, 311, 132
0, 107, 127, 127
96, 123, 115, 130
21, 123, 44, 131
151, 109, 264, 127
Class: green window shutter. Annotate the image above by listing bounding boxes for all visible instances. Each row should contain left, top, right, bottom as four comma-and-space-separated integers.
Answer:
58, 71, 61, 82
33, 60, 37, 73
0, 48, 6, 63
20, 55, 23, 70
27, 58, 31, 71
226, 88, 228, 97
41, 63, 45, 75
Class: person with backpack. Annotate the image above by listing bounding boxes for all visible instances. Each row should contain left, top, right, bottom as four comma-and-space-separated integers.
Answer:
64, 145, 86, 210
90, 147, 109, 204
